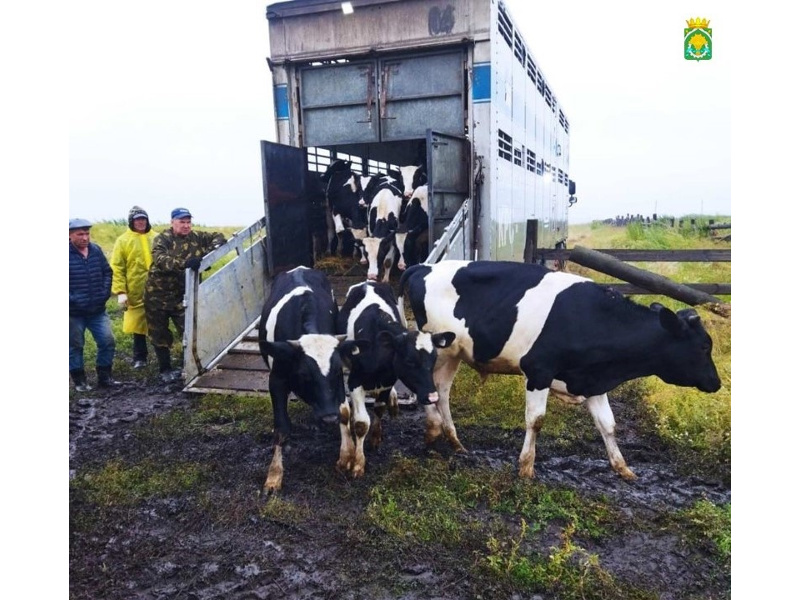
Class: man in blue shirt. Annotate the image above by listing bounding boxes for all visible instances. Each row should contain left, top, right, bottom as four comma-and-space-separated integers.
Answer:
69, 218, 121, 391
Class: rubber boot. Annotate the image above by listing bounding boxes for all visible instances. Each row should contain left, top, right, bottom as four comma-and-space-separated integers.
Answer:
155, 346, 179, 383
132, 334, 148, 369
70, 369, 93, 393
97, 366, 122, 388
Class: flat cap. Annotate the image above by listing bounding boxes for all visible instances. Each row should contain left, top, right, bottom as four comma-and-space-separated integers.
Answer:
69, 218, 93, 230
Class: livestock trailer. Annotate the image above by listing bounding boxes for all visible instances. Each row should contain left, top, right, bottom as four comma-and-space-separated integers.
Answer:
182, 0, 577, 394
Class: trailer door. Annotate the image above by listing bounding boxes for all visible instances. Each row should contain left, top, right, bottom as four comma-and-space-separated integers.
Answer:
380, 51, 465, 141
427, 130, 470, 256
299, 51, 465, 146
300, 61, 379, 147
260, 141, 313, 275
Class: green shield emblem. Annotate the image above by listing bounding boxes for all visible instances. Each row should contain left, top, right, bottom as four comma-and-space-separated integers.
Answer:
684, 18, 712, 60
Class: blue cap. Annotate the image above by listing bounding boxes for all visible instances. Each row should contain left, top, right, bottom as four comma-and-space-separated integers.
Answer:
69, 218, 92, 230
171, 208, 192, 220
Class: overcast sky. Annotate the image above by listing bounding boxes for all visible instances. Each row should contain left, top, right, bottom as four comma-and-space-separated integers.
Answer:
69, 0, 730, 227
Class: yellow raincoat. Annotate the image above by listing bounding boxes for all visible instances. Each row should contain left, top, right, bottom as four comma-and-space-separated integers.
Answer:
111, 225, 156, 335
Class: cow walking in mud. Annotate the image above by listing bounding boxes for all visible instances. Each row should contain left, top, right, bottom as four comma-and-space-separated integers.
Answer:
336, 281, 454, 477
257, 266, 365, 493
397, 260, 721, 480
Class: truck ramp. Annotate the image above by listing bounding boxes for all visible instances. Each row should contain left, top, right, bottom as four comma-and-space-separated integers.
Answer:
184, 273, 415, 405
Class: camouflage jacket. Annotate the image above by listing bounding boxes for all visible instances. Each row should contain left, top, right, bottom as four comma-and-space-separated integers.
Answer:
144, 228, 226, 310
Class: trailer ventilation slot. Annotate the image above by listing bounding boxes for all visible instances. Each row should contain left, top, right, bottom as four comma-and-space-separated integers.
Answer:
559, 110, 569, 133
498, 4, 512, 48
526, 57, 538, 89
526, 149, 537, 173
514, 32, 526, 63
498, 129, 512, 162
307, 147, 333, 173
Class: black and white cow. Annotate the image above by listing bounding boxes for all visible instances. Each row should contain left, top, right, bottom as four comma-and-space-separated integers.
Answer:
362, 185, 404, 282
398, 164, 427, 199
360, 172, 401, 209
320, 160, 368, 257
356, 174, 403, 265
336, 281, 455, 477
397, 260, 722, 481
258, 266, 365, 493
395, 184, 429, 271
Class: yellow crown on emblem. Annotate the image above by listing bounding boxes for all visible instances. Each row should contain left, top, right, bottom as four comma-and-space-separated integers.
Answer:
686, 17, 710, 29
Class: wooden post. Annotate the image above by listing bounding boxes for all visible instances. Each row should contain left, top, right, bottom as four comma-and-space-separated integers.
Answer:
569, 245, 723, 306
524, 219, 538, 264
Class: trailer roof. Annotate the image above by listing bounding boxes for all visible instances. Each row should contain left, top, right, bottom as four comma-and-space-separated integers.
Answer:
266, 0, 405, 20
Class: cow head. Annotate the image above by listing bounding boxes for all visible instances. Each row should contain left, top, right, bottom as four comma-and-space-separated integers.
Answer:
650, 303, 721, 393
261, 334, 352, 424
399, 165, 426, 199
362, 235, 396, 281
378, 330, 456, 404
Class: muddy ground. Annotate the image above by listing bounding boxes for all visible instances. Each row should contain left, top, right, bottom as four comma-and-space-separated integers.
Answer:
69, 377, 730, 600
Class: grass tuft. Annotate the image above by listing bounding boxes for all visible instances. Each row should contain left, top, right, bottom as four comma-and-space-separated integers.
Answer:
71, 459, 204, 506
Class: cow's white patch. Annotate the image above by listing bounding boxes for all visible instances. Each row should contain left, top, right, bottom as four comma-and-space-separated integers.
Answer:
419, 261, 471, 355
498, 272, 588, 366
298, 334, 340, 377
346, 283, 397, 338
415, 332, 434, 353
333, 213, 345, 234
344, 175, 357, 194
264, 286, 313, 370
395, 232, 408, 269
359, 176, 373, 196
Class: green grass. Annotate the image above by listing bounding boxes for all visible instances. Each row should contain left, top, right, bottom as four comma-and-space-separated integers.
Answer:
483, 522, 657, 599
366, 455, 648, 596
367, 455, 614, 544
71, 458, 205, 506
675, 499, 731, 559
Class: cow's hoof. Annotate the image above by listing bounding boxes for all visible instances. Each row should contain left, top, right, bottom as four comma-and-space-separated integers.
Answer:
260, 485, 279, 498
618, 466, 637, 481
518, 457, 535, 479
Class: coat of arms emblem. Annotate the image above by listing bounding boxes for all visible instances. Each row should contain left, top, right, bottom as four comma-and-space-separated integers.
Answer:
684, 18, 712, 60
